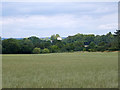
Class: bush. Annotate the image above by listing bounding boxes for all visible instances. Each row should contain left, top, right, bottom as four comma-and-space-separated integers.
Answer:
42, 48, 50, 53
96, 46, 105, 52
50, 45, 59, 53
88, 49, 96, 52
32, 47, 41, 54
83, 48, 86, 51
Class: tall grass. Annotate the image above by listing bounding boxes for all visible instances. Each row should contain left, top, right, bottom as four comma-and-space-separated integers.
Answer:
2, 52, 118, 88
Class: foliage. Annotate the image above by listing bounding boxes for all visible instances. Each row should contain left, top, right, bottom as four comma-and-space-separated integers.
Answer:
0, 37, 2, 54
0, 44, 2, 54
50, 45, 59, 53
2, 31, 120, 54
51, 34, 60, 41
2, 38, 21, 54
42, 48, 50, 53
20, 38, 34, 54
114, 30, 120, 50
32, 47, 41, 54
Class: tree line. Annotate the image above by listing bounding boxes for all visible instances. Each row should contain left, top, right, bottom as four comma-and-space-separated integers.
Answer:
1, 30, 120, 54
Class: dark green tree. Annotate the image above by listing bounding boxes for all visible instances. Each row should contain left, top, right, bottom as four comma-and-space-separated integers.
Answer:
2, 39, 20, 54
114, 30, 120, 50
20, 38, 34, 54
50, 45, 59, 53
28, 36, 42, 48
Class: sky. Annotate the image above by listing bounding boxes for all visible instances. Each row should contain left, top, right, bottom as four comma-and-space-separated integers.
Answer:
1, 2, 118, 38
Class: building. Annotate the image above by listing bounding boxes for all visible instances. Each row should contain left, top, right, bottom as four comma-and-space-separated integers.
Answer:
84, 45, 89, 47
84, 42, 89, 47
57, 37, 62, 41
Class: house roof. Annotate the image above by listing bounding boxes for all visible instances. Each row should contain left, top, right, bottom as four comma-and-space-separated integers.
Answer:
57, 37, 62, 40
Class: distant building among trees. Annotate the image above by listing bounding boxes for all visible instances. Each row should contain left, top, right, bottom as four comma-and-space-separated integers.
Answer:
57, 37, 62, 41
1, 30, 120, 54
84, 42, 89, 47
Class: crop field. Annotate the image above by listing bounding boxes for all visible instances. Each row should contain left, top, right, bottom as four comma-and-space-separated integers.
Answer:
2, 52, 118, 88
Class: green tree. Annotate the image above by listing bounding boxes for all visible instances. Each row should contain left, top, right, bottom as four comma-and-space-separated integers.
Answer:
98, 42, 105, 46
114, 30, 120, 50
83, 48, 86, 51
0, 37, 2, 54
50, 34, 60, 40
55, 41, 63, 48
89, 42, 95, 49
96, 46, 105, 52
63, 43, 75, 52
50, 45, 59, 53
0, 37, 1, 45
32, 47, 41, 54
0, 44, 2, 54
51, 34, 56, 41
56, 34, 60, 38
42, 48, 50, 53
2, 39, 20, 54
44, 41, 51, 48
74, 41, 84, 51
28, 36, 42, 48
20, 38, 34, 54
96, 42, 106, 51
88, 42, 96, 52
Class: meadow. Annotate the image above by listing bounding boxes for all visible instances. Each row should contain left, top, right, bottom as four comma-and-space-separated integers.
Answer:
2, 52, 118, 88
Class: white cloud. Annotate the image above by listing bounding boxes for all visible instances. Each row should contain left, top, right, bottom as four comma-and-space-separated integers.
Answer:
3, 14, 83, 29
2, 0, 119, 2
2, 12, 117, 37
98, 23, 118, 30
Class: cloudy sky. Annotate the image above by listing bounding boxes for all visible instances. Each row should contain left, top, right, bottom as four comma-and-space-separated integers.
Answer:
2, 2, 118, 38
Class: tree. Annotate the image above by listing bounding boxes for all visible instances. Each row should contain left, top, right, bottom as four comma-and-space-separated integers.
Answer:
28, 36, 42, 48
96, 42, 106, 51
96, 46, 105, 52
51, 34, 56, 41
51, 34, 60, 40
50, 45, 59, 53
2, 39, 21, 54
56, 34, 60, 38
74, 41, 84, 51
1, 31, 119, 54
114, 30, 120, 50
83, 48, 86, 51
20, 38, 34, 54
88, 42, 96, 52
0, 37, 2, 54
32, 48, 41, 54
98, 42, 105, 46
89, 42, 95, 49
44, 41, 51, 48
63, 43, 75, 52
42, 48, 50, 53
0, 44, 2, 54
114, 30, 120, 37
55, 41, 63, 48
0, 37, 1, 45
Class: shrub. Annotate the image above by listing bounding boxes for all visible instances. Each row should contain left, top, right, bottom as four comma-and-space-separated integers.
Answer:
83, 48, 86, 51
42, 48, 50, 53
32, 47, 41, 54
50, 45, 59, 53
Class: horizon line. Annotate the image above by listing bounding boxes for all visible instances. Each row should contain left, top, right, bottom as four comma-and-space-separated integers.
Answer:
1, 32, 115, 38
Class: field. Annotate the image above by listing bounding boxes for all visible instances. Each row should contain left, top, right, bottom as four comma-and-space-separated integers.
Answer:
2, 52, 118, 88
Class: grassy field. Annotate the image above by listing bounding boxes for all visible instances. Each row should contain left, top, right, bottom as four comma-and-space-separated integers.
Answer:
2, 52, 118, 88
